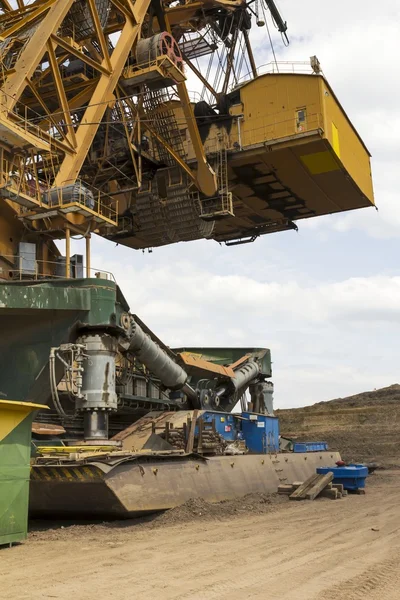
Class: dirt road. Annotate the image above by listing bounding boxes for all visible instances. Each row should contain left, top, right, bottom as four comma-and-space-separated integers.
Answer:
1, 471, 399, 600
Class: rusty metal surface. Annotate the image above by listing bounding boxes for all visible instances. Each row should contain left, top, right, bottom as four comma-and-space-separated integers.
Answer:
29, 451, 341, 518
178, 352, 235, 378
32, 422, 66, 435
229, 354, 252, 370
112, 411, 204, 451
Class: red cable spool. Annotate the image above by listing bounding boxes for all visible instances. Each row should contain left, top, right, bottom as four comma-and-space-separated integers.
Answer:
136, 32, 184, 74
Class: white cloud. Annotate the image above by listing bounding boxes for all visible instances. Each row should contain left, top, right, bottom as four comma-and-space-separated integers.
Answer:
88, 243, 400, 407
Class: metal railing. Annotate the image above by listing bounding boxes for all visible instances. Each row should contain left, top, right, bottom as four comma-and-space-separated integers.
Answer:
201, 109, 324, 156
2, 176, 118, 226
238, 110, 325, 148
233, 60, 321, 89
43, 180, 119, 225
0, 255, 116, 282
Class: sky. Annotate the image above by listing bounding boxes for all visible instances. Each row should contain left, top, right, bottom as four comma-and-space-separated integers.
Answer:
66, 0, 400, 409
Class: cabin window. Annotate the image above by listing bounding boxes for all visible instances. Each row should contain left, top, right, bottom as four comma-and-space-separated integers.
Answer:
296, 108, 307, 132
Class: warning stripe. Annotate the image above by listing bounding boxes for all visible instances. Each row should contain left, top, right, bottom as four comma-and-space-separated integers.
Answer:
30, 466, 101, 481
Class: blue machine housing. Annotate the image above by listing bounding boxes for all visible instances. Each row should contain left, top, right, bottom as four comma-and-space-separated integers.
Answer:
199, 411, 279, 453
293, 442, 328, 453
317, 464, 369, 490
241, 412, 279, 453
201, 412, 237, 442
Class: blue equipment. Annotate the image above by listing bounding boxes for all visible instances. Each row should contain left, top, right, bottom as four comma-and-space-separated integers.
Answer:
240, 412, 279, 453
317, 464, 369, 491
293, 442, 328, 452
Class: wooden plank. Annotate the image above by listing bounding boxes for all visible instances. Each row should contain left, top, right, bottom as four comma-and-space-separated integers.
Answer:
305, 472, 334, 500
332, 483, 344, 493
292, 481, 304, 489
278, 484, 294, 495
289, 473, 320, 500
185, 410, 198, 453
319, 488, 338, 500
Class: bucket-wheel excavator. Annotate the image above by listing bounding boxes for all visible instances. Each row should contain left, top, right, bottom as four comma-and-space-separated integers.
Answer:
0, 0, 372, 516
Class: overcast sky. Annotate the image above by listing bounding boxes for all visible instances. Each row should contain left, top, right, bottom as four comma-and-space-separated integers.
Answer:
68, 0, 399, 409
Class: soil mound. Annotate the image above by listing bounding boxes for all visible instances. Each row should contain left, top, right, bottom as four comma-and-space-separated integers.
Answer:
154, 492, 287, 525
276, 384, 400, 467
29, 493, 288, 541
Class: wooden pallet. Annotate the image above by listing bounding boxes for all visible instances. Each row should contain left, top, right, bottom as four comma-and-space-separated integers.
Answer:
286, 472, 335, 501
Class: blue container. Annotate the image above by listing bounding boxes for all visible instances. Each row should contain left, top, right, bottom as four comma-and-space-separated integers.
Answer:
201, 412, 237, 442
293, 441, 328, 453
241, 413, 279, 453
317, 464, 369, 490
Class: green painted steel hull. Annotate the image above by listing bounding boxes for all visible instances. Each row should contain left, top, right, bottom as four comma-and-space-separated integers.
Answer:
29, 451, 341, 518
0, 278, 129, 404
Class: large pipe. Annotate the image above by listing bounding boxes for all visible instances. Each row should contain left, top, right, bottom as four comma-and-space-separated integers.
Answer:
231, 360, 261, 391
215, 359, 261, 398
125, 320, 197, 402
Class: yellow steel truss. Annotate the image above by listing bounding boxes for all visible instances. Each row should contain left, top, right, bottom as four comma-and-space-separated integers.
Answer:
0, 0, 219, 248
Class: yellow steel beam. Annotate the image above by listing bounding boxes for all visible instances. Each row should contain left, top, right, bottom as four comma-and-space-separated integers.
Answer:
123, 0, 138, 19
182, 53, 218, 100
24, 77, 75, 152
61, 81, 98, 112
115, 87, 140, 185
85, 234, 91, 277
65, 225, 70, 278
163, 13, 217, 197
54, 6, 150, 187
0, 0, 12, 12
87, 0, 112, 71
1, 0, 75, 111
145, 121, 197, 185
46, 39, 77, 148
243, 29, 257, 79
109, 0, 133, 20
176, 81, 217, 197
0, 0, 57, 42
51, 34, 111, 76
33, 52, 69, 86
165, 0, 242, 26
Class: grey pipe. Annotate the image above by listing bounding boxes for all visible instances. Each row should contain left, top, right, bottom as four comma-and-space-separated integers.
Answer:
125, 320, 196, 400
215, 359, 261, 399
231, 360, 261, 391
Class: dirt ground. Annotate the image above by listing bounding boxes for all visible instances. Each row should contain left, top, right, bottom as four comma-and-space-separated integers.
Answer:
1, 470, 399, 600
276, 384, 400, 467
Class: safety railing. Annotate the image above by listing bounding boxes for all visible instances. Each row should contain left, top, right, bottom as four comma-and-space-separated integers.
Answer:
238, 110, 325, 148
0, 255, 116, 282
233, 60, 321, 88
4, 100, 55, 146
201, 109, 325, 156
1, 176, 119, 227
43, 180, 119, 226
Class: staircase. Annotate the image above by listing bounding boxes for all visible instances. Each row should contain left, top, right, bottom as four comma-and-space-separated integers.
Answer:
200, 137, 234, 219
